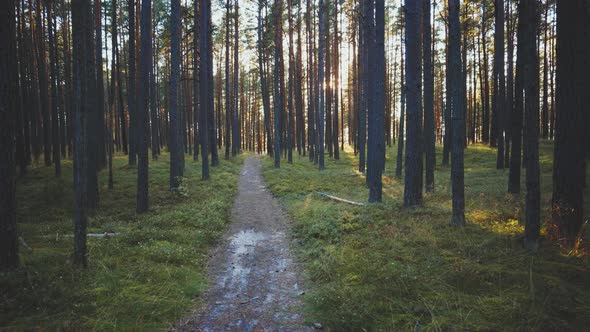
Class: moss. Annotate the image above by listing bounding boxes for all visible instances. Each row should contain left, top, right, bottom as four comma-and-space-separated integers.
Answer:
0, 152, 244, 331
262, 142, 590, 331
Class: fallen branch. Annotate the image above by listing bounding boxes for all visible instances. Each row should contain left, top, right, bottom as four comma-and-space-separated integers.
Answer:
314, 192, 365, 206
19, 237, 33, 251
41, 232, 118, 239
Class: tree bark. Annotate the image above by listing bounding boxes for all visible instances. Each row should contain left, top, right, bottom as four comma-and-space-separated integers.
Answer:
551, 0, 588, 246
449, 0, 465, 226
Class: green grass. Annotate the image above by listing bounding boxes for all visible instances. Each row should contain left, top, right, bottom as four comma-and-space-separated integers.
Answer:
262, 141, 590, 331
0, 152, 244, 331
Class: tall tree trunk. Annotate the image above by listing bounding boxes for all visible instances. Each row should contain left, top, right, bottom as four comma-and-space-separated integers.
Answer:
224, 1, 231, 159
95, 0, 106, 170
136, 0, 151, 213
36, 0, 51, 166
369, 0, 385, 202
317, 0, 325, 170
395, 17, 405, 178
332, 0, 339, 160
232, 0, 239, 157
287, 0, 295, 164
127, 0, 135, 162
481, 1, 490, 145
449, 0, 465, 226
442, 19, 451, 166
295, 2, 305, 156
423, 0, 435, 192
306, 0, 315, 161
169, 0, 183, 189
0, 0, 19, 269
199, 0, 210, 179
522, 0, 540, 251
273, 0, 282, 168
508, 0, 523, 194
193, 0, 204, 161
71, 0, 93, 267
551, 0, 588, 246
207, 1, 218, 167
48, 0, 61, 176
541, 2, 549, 140
366, 0, 375, 185
403, 0, 423, 206
358, 0, 367, 173
494, 0, 506, 168
257, 2, 272, 156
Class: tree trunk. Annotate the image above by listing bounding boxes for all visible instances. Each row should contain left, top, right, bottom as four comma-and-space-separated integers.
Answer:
0, 0, 19, 270
423, 0, 435, 192
551, 0, 588, 246
71, 0, 93, 267
169, 0, 183, 189
48, 0, 61, 177
273, 0, 282, 168
449, 0, 465, 226
494, 0, 506, 168
403, 0, 423, 207
232, 0, 239, 157
136, 0, 151, 213
522, 0, 540, 251
127, 0, 135, 162
368, 0, 385, 203
199, 0, 210, 179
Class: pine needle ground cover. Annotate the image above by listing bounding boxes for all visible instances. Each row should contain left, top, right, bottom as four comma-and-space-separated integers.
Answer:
262, 142, 590, 331
0, 153, 243, 331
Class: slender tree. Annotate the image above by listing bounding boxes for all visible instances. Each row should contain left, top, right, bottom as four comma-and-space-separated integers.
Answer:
232, 0, 239, 157
224, 0, 231, 160
199, 0, 210, 179
449, 0, 465, 226
48, 0, 61, 177
494, 0, 506, 168
193, 0, 200, 161
521, 0, 540, 250
273, 0, 282, 168
395, 17, 405, 178
169, 0, 183, 190
136, 0, 151, 213
127, 0, 136, 162
403, 0, 423, 206
317, 0, 325, 170
95, 0, 106, 169
423, 0, 435, 192
368, 0, 385, 202
257, 1, 272, 156
508, 0, 524, 194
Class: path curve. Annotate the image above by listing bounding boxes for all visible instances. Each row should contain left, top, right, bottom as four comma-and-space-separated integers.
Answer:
173, 156, 309, 332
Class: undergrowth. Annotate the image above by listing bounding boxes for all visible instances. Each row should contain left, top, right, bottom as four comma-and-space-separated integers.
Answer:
262, 141, 590, 331
0, 152, 244, 331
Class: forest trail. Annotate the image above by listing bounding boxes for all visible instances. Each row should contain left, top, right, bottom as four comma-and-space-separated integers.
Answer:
173, 156, 310, 332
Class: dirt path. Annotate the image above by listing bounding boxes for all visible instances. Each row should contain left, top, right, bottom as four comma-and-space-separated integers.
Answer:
173, 156, 310, 332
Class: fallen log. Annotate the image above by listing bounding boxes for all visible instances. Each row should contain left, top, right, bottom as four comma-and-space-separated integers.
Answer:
314, 192, 365, 206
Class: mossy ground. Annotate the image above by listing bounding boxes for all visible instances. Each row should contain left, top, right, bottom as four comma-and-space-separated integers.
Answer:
0, 152, 244, 331
262, 141, 590, 331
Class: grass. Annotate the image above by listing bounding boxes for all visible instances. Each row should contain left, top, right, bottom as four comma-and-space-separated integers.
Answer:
0, 152, 244, 331
261, 141, 590, 331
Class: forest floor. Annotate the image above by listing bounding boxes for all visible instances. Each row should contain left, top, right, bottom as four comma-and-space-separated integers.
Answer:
173, 156, 310, 331
262, 141, 590, 331
0, 152, 244, 331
